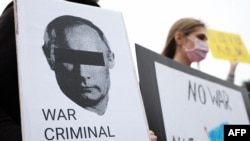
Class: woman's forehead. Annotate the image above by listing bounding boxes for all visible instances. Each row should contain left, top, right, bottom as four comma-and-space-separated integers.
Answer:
188, 26, 207, 41
192, 27, 207, 36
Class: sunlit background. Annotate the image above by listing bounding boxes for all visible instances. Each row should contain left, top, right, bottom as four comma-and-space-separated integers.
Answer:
1, 0, 250, 86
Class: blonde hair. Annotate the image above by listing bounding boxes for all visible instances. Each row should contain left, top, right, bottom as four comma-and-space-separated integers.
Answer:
161, 18, 206, 59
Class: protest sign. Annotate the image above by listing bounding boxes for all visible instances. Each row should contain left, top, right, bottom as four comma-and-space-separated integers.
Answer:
207, 29, 250, 63
14, 0, 150, 140
136, 43, 250, 141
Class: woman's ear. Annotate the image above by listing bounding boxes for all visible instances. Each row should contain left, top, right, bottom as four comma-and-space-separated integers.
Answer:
174, 32, 184, 46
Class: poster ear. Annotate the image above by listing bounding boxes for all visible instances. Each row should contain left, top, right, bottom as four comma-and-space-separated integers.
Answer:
108, 52, 115, 69
42, 45, 55, 70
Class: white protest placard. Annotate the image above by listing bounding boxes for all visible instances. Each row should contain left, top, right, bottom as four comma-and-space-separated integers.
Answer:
155, 61, 249, 141
136, 44, 250, 141
14, 0, 150, 140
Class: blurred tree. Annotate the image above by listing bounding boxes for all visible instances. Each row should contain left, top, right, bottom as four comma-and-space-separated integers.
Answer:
242, 79, 250, 92
242, 79, 250, 99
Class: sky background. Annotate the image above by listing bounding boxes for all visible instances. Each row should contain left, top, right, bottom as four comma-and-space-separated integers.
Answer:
1, 0, 250, 86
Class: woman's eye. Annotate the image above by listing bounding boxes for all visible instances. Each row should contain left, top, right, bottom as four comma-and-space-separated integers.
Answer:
197, 34, 207, 41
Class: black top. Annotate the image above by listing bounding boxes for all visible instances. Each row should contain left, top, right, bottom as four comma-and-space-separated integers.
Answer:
0, 1, 99, 140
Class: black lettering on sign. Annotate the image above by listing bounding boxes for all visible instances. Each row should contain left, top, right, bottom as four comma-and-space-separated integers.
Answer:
207, 87, 232, 111
172, 136, 194, 141
44, 126, 115, 140
188, 80, 232, 111
188, 80, 206, 104
42, 109, 77, 121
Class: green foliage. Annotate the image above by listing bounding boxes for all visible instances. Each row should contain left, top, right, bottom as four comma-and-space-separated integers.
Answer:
242, 79, 250, 92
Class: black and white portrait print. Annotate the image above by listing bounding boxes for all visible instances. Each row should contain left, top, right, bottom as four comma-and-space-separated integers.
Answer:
42, 15, 115, 116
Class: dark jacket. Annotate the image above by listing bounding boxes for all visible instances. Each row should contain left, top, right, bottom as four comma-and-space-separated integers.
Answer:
0, 1, 99, 140
0, 2, 21, 140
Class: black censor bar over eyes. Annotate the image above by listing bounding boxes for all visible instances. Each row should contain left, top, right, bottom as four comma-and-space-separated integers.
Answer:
55, 48, 105, 66
224, 125, 250, 141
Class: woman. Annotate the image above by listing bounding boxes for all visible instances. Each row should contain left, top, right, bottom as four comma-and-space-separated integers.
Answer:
161, 17, 239, 84
161, 18, 209, 66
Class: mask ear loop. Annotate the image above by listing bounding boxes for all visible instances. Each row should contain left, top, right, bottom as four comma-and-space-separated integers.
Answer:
185, 37, 195, 51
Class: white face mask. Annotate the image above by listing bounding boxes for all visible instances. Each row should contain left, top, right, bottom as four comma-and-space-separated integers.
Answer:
184, 38, 209, 62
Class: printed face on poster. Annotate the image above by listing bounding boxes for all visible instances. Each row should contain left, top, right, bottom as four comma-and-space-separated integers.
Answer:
15, 0, 150, 141
136, 44, 250, 141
